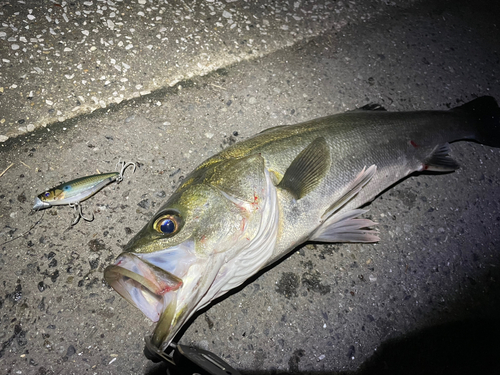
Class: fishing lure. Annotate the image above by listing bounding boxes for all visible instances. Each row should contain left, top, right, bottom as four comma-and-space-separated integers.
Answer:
33, 162, 136, 225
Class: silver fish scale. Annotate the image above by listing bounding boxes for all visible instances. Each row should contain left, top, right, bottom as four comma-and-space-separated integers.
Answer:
222, 110, 475, 257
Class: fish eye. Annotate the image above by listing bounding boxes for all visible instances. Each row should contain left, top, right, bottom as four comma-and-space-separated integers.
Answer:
159, 218, 175, 233
153, 213, 182, 235
44, 192, 50, 197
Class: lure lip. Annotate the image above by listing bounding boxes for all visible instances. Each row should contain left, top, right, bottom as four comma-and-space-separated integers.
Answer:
32, 196, 51, 211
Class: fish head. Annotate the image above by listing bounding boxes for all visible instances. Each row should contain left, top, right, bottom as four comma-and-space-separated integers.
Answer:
104, 154, 279, 351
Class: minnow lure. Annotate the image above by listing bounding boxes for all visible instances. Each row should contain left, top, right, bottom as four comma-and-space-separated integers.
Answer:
33, 162, 136, 225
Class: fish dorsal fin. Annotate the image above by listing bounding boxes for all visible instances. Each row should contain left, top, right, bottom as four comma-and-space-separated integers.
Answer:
277, 137, 330, 199
258, 124, 289, 134
422, 143, 459, 172
353, 103, 387, 112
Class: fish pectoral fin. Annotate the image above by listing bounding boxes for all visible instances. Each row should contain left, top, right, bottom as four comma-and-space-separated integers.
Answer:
321, 165, 377, 220
311, 209, 379, 243
422, 143, 459, 172
277, 137, 330, 199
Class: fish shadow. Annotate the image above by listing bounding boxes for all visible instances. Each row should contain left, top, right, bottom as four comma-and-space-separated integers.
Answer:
349, 318, 500, 375
145, 318, 500, 375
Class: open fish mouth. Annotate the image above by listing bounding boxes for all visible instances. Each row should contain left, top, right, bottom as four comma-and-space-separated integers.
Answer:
104, 241, 199, 348
104, 253, 183, 322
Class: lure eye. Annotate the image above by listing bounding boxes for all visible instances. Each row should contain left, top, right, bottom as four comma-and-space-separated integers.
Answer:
153, 214, 181, 235
41, 191, 53, 201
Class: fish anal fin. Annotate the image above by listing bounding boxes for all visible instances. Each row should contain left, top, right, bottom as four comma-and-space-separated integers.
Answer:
322, 165, 377, 220
311, 209, 379, 243
422, 143, 459, 172
278, 137, 331, 199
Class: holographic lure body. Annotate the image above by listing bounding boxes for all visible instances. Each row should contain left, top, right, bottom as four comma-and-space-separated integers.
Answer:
33, 162, 135, 224
33, 172, 120, 210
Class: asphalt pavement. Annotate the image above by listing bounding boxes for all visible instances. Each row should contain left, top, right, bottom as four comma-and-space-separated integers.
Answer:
1, 0, 500, 374
0, 0, 411, 142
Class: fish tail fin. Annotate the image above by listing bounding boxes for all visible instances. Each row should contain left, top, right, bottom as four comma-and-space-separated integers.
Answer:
452, 96, 500, 147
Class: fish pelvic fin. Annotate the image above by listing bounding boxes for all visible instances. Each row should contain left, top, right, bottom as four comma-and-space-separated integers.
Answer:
452, 96, 500, 147
277, 137, 331, 199
321, 165, 377, 220
422, 143, 460, 172
310, 166, 378, 243
311, 209, 379, 243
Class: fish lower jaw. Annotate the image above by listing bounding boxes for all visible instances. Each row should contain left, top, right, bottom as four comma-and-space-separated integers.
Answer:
104, 253, 183, 323
132, 285, 176, 322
